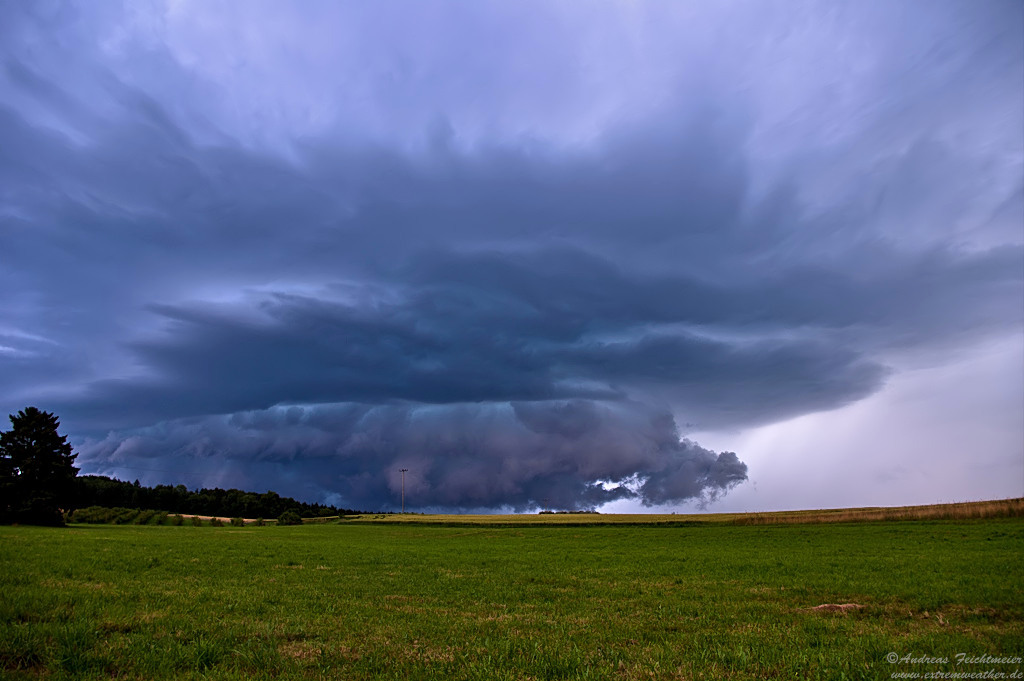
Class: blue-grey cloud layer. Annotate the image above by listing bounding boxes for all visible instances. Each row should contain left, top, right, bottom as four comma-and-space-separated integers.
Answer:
1, 0, 1021, 509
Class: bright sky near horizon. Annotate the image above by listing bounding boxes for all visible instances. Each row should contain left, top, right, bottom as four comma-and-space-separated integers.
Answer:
2, 0, 1021, 512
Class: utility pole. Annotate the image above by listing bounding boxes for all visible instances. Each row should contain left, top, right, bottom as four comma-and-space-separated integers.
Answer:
400, 468, 409, 513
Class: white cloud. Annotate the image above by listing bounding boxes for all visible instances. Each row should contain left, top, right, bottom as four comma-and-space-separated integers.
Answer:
698, 332, 1024, 512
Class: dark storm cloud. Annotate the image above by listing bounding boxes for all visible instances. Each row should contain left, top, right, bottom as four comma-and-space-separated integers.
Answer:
78, 400, 747, 510
60, 245, 925, 432
2, 1, 1021, 509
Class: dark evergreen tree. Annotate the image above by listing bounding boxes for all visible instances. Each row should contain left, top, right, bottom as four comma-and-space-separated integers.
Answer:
0, 407, 79, 525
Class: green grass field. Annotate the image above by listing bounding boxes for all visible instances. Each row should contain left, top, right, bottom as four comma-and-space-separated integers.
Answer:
2, 517, 1022, 680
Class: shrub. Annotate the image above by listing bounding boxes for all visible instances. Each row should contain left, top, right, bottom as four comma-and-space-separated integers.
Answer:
71, 506, 181, 524
277, 510, 302, 526
209, 517, 223, 527
168, 514, 184, 526
230, 517, 244, 527
191, 516, 203, 527
69, 506, 107, 523
255, 518, 265, 527
112, 508, 140, 524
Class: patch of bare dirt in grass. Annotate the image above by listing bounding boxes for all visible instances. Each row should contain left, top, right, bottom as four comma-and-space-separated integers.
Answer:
809, 603, 865, 613
409, 640, 457, 663
280, 641, 322, 661
436, 568, 464, 579
482, 613, 515, 622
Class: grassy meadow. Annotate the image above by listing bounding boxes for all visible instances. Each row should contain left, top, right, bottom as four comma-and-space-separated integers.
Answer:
342, 497, 1024, 526
1, 508, 1022, 680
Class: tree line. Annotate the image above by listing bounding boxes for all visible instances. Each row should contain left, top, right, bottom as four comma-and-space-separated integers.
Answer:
70, 475, 365, 519
1, 407, 370, 526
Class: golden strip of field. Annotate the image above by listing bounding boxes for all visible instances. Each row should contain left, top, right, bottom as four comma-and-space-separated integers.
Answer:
339, 497, 1024, 525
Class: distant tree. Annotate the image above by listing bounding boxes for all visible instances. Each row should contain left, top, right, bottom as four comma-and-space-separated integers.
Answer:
0, 407, 79, 525
69, 474, 366, 518
277, 510, 302, 526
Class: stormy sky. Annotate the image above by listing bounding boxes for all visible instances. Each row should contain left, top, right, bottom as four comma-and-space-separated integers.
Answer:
1, 1, 1021, 512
